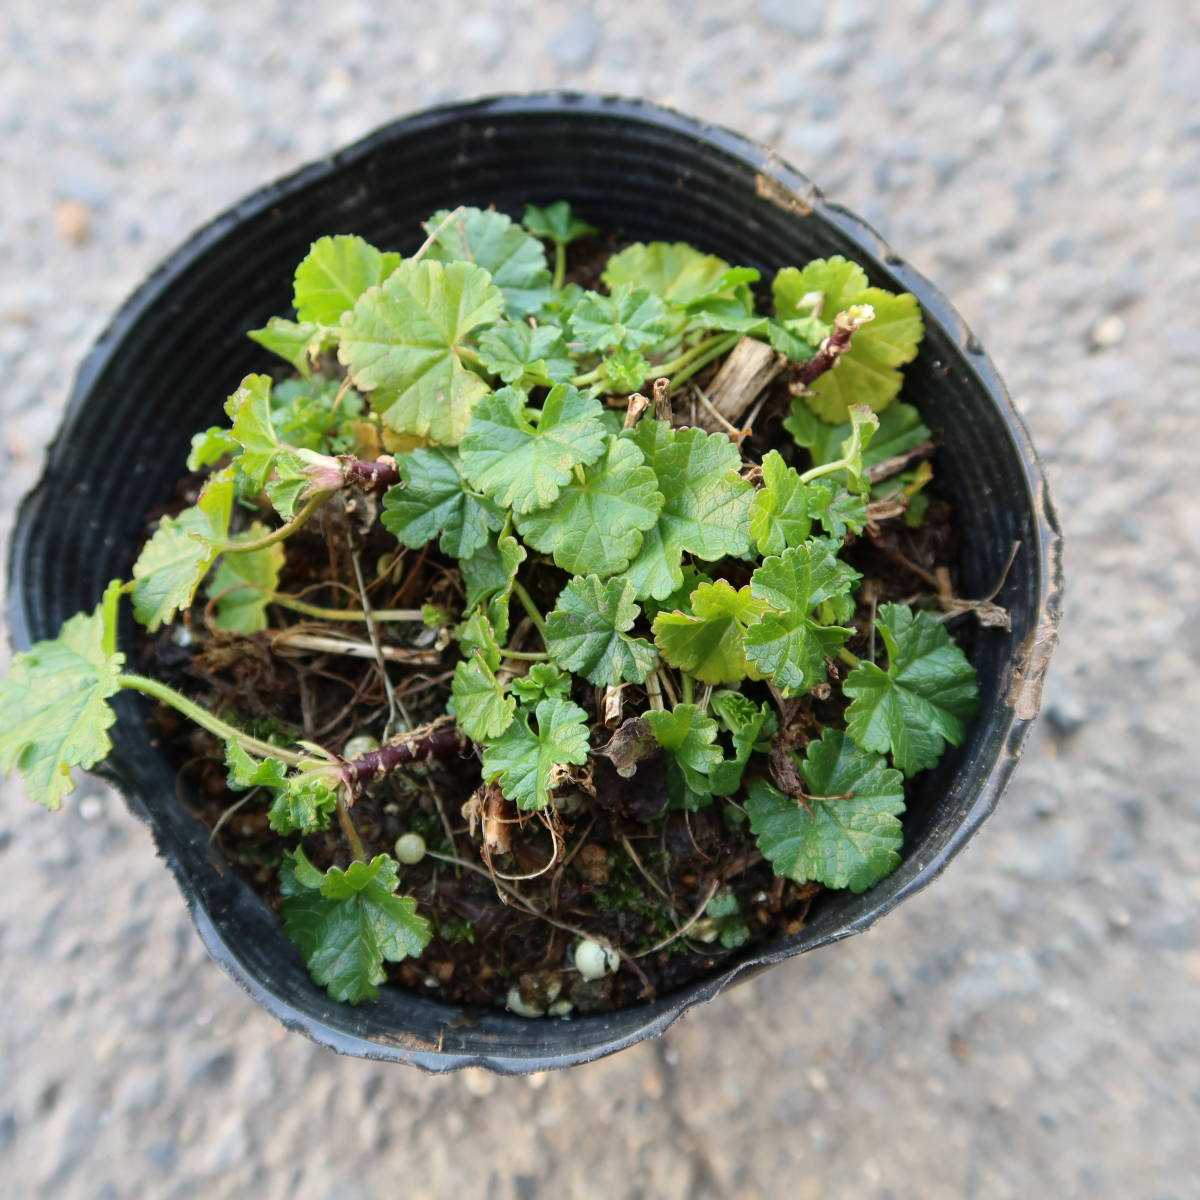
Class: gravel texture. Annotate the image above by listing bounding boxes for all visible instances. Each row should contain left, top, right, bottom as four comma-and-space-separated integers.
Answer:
2, 1, 1198, 1197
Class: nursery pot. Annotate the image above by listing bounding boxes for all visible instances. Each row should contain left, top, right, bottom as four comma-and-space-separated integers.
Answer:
6, 93, 1063, 1073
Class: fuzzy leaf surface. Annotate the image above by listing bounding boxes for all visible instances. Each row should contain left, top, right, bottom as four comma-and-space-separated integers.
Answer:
843, 603, 978, 775
424, 206, 551, 316
652, 580, 765, 686
621, 422, 754, 600
382, 447, 503, 558
0, 581, 123, 810
280, 849, 431, 1003
460, 385, 608, 514
746, 730, 905, 892
338, 258, 504, 444
515, 435, 663, 576
543, 575, 657, 687
207, 525, 284, 633
481, 698, 591, 811
131, 470, 235, 630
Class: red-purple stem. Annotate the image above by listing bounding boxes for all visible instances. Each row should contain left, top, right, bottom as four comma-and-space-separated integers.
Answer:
343, 456, 400, 491
341, 727, 465, 788
792, 319, 860, 386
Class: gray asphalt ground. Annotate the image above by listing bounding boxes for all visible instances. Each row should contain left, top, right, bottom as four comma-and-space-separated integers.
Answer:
2, 2, 1199, 1197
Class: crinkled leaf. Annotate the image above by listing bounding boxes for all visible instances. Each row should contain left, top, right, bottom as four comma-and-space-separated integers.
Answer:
455, 610, 502, 672
270, 375, 366, 455
0, 580, 124, 810
247, 318, 335, 379
476, 320, 574, 388
775, 257, 923, 421
652, 580, 765, 686
264, 448, 320, 521
188, 426, 240, 472
424, 206, 551, 316
570, 284, 669, 353
522, 201, 597, 248
746, 730, 906, 892
788, 400, 931, 470
644, 704, 721, 811
621, 422, 754, 600
843, 603, 978, 776
750, 450, 815, 556
544, 576, 658, 687
745, 541, 860, 692
460, 384, 608, 514
131, 470, 235, 630
704, 893, 751, 949
481, 698, 590, 812
515, 435, 663, 576
294, 235, 396, 325
511, 663, 572, 704
451, 654, 515, 741
708, 691, 777, 797
338, 258, 504, 444
459, 530, 526, 640
600, 348, 653, 394
226, 743, 338, 837
382, 446, 503, 558
207, 524, 284, 634
806, 482, 868, 539
280, 848, 431, 1004
602, 242, 741, 307
224, 374, 284, 495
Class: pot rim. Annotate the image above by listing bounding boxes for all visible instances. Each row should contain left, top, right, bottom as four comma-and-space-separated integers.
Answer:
7, 91, 1064, 1073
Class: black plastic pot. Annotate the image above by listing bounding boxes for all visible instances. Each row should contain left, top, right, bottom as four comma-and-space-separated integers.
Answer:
7, 93, 1062, 1073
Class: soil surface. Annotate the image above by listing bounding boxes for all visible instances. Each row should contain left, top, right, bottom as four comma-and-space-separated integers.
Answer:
2, 3, 1198, 1198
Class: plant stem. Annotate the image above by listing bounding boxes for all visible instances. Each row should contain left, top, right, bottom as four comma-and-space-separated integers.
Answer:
270, 595, 425, 623
571, 365, 603, 387
222, 492, 325, 554
553, 242, 566, 291
837, 648, 861, 669
499, 647, 550, 661
666, 332, 741, 390
681, 673, 695, 705
117, 674, 307, 765
511, 581, 547, 636
336, 792, 367, 862
655, 332, 735, 381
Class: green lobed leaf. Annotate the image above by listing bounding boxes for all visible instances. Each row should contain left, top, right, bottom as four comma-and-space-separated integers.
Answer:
708, 691, 777, 797
600, 348, 653, 394
293, 235, 398, 325
224, 741, 337, 835
455, 609, 502, 672
786, 400, 931, 470
224, 374, 284, 495
451, 654, 516, 742
639, 566, 714, 623
382, 446, 504, 559
188, 426, 240, 472
481, 698, 591, 811
750, 450, 815, 556
247, 318, 335, 379
476, 320, 574, 389
459, 530, 527, 641
424, 206, 551, 316
806, 482, 868, 540
570, 284, 670, 353
0, 580, 124, 810
515, 434, 664, 576
621, 421, 755, 600
270, 375, 366, 455
207, 524, 285, 634
522, 201, 597, 248
543, 576, 658, 687
338, 257, 504, 444
280, 848, 431, 1003
745, 540, 860, 692
746, 730, 906, 893
843, 603, 979, 776
602, 242, 742, 307
460, 384, 608, 514
651, 580, 766, 686
510, 663, 572, 704
644, 703, 721, 811
774, 257, 923, 422
131, 470, 235, 631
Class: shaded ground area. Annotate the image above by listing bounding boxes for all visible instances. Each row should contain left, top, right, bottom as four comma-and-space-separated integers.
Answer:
2, 1, 1197, 1196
